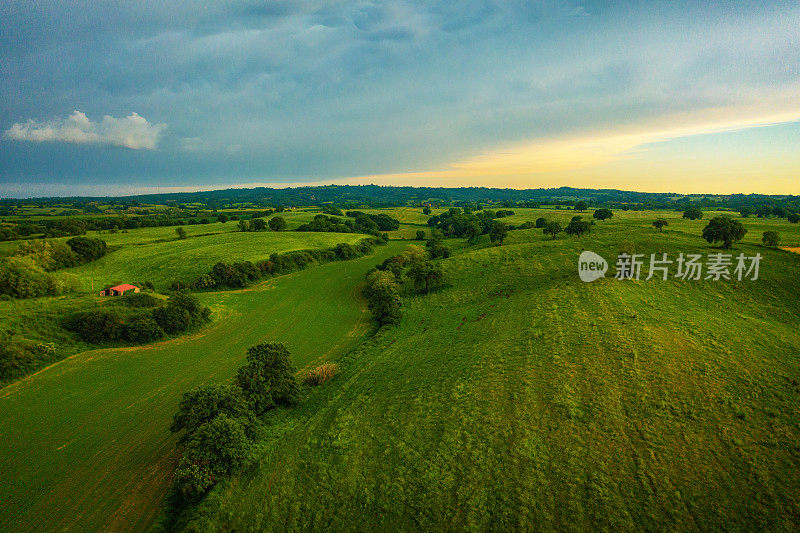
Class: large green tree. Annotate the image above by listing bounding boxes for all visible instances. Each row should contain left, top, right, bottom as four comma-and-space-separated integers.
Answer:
701, 216, 747, 249
235, 342, 300, 415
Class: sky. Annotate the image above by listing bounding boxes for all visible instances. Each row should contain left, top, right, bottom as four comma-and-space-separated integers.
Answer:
1, 0, 799, 198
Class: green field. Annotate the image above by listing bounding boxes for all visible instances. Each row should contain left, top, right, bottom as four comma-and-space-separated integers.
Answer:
0, 241, 406, 531
178, 213, 800, 531
62, 230, 369, 291
2, 208, 800, 531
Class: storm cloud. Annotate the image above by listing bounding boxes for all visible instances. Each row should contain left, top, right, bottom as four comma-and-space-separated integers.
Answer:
1, 1, 799, 195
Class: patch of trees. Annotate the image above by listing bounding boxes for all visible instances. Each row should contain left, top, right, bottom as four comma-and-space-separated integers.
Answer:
0, 238, 107, 299
65, 292, 211, 344
593, 208, 613, 221
187, 237, 386, 291
683, 207, 703, 220
168, 342, 300, 503
565, 218, 592, 237
426, 208, 503, 241
701, 216, 747, 249
296, 212, 399, 236
364, 242, 450, 325
238, 216, 287, 232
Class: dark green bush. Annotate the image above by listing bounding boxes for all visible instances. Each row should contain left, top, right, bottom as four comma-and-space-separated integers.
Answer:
125, 316, 165, 343
235, 342, 300, 415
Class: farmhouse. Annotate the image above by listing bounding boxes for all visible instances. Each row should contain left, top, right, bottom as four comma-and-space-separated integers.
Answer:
100, 284, 140, 296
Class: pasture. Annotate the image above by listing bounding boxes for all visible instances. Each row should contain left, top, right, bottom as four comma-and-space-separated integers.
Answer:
0, 241, 407, 532
2, 206, 800, 531
63, 230, 369, 291
179, 211, 800, 531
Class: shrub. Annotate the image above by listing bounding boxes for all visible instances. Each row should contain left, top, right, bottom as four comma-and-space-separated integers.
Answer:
304, 363, 339, 386
415, 230, 426, 240
125, 316, 165, 343
66, 236, 107, 262
66, 309, 126, 343
535, 217, 547, 228
334, 243, 357, 260
517, 221, 536, 229
235, 343, 300, 415
118, 292, 161, 308
0, 257, 62, 298
427, 241, 451, 259
403, 244, 428, 264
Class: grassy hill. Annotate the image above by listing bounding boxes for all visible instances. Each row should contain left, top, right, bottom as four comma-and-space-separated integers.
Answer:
2, 207, 799, 531
0, 241, 406, 532
62, 230, 369, 291
178, 216, 800, 530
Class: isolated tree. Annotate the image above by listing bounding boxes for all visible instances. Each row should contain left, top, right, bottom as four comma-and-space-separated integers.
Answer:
593, 208, 613, 222
543, 221, 562, 240
788, 213, 800, 224
565, 219, 591, 237
422, 206, 432, 215
574, 200, 588, 212
489, 221, 508, 245
535, 217, 547, 228
683, 207, 703, 220
251, 218, 267, 231
235, 342, 300, 415
176, 226, 188, 240
762, 231, 780, 247
652, 219, 669, 232
415, 230, 426, 241
701, 216, 747, 249
406, 260, 445, 294
268, 216, 287, 231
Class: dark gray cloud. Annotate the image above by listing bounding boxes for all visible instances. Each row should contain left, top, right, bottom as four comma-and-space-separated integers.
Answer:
1, 1, 799, 195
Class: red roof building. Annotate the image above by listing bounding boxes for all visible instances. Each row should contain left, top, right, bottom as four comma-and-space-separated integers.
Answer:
100, 284, 140, 296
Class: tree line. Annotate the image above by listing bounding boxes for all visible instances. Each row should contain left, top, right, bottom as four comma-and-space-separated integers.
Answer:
183, 237, 387, 291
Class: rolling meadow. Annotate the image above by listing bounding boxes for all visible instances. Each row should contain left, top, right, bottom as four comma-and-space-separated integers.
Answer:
1, 207, 799, 531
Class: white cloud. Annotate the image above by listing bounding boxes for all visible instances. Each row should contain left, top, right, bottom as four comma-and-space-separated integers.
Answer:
4, 110, 166, 149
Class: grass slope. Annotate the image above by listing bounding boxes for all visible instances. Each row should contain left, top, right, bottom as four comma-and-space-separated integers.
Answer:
0, 242, 405, 532
184, 221, 800, 530
63, 230, 369, 291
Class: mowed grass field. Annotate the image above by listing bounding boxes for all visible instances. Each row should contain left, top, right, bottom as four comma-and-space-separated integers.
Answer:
63, 230, 369, 291
0, 242, 407, 532
181, 215, 800, 530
